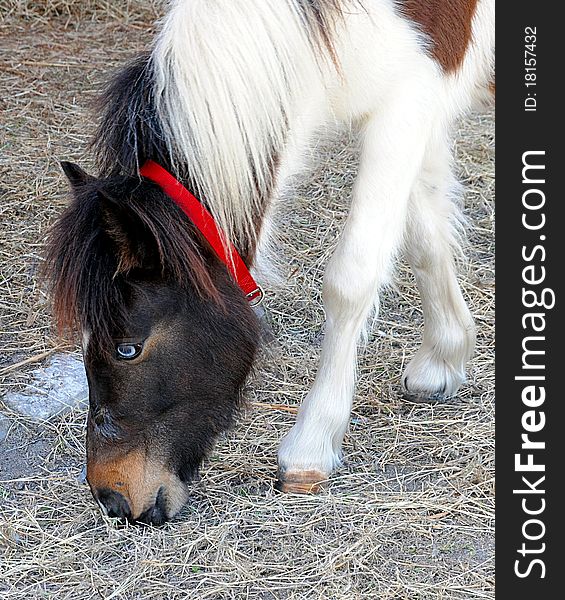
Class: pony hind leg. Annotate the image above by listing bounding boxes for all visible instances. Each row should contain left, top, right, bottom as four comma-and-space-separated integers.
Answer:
277, 88, 437, 492
401, 139, 476, 401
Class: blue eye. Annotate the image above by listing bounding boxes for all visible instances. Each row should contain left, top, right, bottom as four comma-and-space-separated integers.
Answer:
116, 343, 142, 360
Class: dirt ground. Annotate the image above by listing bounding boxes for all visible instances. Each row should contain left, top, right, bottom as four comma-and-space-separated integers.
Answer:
0, 3, 494, 599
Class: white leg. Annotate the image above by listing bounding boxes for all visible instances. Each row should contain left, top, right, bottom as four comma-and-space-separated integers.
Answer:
277, 91, 435, 492
402, 140, 475, 400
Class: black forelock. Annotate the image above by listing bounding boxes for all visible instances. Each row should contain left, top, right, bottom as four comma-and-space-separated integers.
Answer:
44, 175, 221, 355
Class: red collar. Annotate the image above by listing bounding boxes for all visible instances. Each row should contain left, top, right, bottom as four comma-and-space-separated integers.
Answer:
140, 160, 263, 305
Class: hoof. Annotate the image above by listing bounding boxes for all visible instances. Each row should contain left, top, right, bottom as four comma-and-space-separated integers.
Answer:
275, 470, 327, 494
401, 377, 455, 403
402, 389, 450, 403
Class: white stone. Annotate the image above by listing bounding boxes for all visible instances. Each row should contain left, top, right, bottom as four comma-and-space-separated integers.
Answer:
0, 412, 11, 442
2, 354, 88, 421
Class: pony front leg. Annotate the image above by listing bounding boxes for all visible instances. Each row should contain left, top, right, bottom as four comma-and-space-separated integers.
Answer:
402, 143, 476, 400
277, 101, 433, 492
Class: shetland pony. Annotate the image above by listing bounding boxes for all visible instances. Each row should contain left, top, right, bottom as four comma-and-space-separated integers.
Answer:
46, 0, 495, 524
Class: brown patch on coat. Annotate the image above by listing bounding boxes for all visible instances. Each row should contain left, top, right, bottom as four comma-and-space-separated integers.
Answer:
488, 78, 495, 96
400, 0, 479, 72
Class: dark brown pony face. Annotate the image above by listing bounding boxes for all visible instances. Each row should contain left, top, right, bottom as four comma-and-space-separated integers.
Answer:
46, 163, 259, 524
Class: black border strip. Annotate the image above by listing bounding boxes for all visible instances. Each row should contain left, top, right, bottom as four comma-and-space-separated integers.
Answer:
496, 3, 564, 595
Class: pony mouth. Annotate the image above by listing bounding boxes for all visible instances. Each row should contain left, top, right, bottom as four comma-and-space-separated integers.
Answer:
88, 448, 193, 525
96, 485, 179, 526
136, 486, 168, 525
134, 480, 191, 525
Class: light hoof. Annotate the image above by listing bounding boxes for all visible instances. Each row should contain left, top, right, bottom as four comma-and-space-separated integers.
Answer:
275, 469, 328, 494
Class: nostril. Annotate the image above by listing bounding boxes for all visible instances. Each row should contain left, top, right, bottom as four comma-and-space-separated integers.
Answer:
136, 487, 168, 526
96, 488, 132, 521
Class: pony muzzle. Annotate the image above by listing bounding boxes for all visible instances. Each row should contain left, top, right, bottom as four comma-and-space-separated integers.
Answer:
86, 449, 189, 524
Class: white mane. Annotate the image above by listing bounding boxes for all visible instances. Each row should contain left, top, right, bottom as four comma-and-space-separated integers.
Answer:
151, 0, 331, 247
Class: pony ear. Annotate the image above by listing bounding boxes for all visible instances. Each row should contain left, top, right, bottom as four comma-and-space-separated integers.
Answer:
97, 190, 158, 275
61, 161, 94, 188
